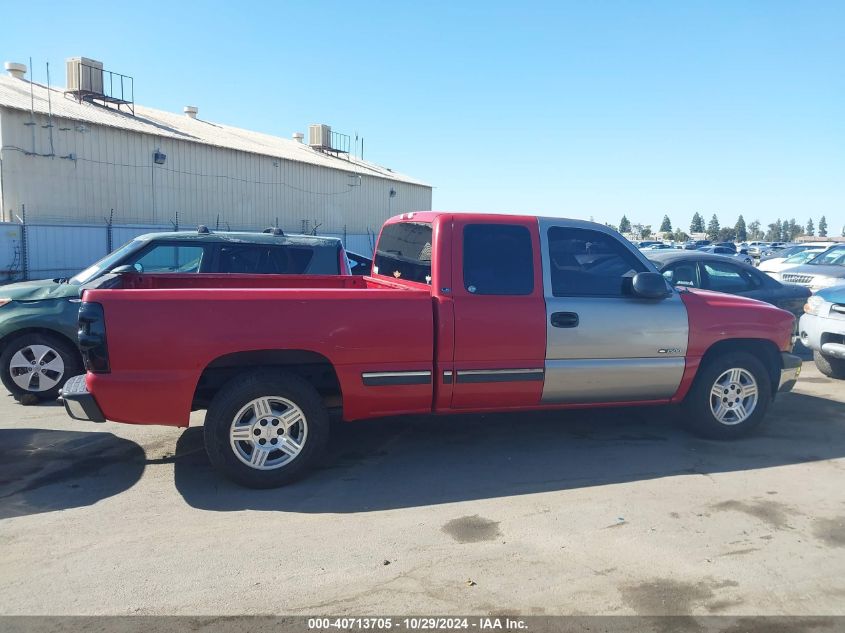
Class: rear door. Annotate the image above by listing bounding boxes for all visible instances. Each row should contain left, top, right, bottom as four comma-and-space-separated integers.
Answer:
448, 217, 547, 409
540, 220, 689, 403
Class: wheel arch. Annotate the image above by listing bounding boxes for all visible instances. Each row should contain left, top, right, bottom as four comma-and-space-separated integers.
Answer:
699, 338, 781, 396
192, 349, 343, 413
0, 327, 80, 358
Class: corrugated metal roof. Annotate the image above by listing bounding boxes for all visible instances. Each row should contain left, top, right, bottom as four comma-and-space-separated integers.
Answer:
0, 74, 429, 187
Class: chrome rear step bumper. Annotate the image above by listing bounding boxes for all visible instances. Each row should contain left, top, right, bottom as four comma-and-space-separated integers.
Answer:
60, 375, 106, 423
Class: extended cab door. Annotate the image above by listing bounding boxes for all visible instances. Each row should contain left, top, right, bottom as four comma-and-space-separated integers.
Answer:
448, 217, 547, 409
540, 220, 689, 403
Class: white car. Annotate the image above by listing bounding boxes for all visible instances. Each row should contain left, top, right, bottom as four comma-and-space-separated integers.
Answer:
759, 244, 835, 276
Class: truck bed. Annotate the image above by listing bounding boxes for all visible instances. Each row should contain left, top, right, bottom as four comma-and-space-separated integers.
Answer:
81, 273, 435, 425
113, 272, 400, 291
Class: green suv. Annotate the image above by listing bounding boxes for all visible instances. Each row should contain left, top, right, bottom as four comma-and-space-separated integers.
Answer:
0, 229, 347, 401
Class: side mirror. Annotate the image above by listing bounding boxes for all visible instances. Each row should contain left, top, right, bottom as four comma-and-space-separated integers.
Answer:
109, 263, 143, 274
632, 271, 671, 299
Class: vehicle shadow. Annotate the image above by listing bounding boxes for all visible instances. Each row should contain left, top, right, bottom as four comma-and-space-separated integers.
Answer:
173, 391, 845, 513
0, 428, 145, 519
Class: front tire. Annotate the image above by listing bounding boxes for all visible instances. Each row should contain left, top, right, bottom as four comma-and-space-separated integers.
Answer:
0, 333, 81, 401
682, 352, 772, 439
203, 371, 330, 488
814, 350, 845, 379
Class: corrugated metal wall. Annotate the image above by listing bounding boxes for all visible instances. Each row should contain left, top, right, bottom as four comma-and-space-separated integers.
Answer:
0, 106, 427, 279
0, 107, 432, 235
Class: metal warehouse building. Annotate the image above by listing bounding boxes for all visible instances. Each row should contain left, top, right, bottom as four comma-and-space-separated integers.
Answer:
0, 58, 432, 279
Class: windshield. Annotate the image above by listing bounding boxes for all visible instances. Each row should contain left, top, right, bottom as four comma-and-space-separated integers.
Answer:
784, 250, 822, 264
808, 246, 845, 267
70, 239, 144, 285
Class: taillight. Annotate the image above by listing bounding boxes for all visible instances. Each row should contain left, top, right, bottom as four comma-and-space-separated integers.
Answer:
78, 302, 110, 373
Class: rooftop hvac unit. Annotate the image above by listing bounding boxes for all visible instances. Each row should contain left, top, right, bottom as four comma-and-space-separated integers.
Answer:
309, 124, 331, 149
66, 57, 104, 94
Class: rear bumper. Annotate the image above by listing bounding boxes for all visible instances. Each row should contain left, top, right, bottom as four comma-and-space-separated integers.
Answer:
778, 353, 802, 393
60, 375, 106, 423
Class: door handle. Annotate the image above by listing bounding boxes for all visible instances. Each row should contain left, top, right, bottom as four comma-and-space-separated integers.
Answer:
551, 311, 579, 328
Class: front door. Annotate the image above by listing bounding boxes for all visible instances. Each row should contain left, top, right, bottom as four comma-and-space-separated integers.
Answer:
539, 220, 689, 403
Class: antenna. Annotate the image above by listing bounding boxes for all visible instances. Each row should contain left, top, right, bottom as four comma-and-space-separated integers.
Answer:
45, 62, 55, 156
27, 56, 35, 153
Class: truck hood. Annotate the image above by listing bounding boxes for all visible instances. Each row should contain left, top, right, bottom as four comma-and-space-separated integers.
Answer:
682, 287, 784, 310
0, 279, 81, 302
680, 288, 795, 352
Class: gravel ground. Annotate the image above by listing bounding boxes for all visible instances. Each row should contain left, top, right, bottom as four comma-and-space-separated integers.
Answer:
1, 360, 844, 616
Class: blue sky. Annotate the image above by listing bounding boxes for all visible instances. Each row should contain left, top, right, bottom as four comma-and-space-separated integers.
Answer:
4, 0, 844, 234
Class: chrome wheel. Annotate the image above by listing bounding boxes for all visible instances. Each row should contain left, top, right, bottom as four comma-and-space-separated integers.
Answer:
9, 344, 65, 392
229, 396, 308, 470
709, 368, 759, 425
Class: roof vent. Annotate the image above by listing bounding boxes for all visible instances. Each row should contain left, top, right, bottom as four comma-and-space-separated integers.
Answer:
197, 225, 210, 234
292, 132, 304, 143
4, 62, 27, 79
184, 105, 198, 119
263, 227, 285, 236
308, 124, 331, 149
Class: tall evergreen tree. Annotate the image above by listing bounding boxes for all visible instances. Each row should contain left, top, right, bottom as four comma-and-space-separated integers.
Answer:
734, 215, 747, 242
706, 214, 721, 240
690, 212, 704, 233
660, 215, 672, 232
619, 215, 632, 234
766, 219, 782, 242
748, 220, 762, 240
819, 216, 828, 237
806, 218, 815, 236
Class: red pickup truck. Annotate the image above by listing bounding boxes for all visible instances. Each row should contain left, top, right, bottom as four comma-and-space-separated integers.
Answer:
62, 213, 802, 488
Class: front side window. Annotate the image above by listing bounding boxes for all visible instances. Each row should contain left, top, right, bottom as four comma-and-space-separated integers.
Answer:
374, 222, 433, 283
547, 227, 646, 297
130, 244, 205, 273
463, 224, 534, 295
702, 261, 756, 293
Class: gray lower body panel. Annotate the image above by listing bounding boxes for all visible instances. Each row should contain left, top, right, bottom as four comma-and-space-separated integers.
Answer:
541, 357, 685, 403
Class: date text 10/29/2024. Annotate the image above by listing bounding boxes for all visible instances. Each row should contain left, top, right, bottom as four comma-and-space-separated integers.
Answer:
307, 618, 528, 631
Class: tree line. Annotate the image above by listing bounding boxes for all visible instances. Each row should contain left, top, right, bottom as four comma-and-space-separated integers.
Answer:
613, 213, 842, 242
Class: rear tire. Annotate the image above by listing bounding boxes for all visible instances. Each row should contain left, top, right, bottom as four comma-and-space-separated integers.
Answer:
814, 350, 845, 379
203, 371, 330, 488
0, 332, 81, 402
682, 352, 772, 439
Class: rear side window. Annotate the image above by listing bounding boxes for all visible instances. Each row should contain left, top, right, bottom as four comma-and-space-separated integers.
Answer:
463, 224, 534, 295
217, 244, 315, 274
702, 261, 756, 293
547, 227, 646, 297
374, 222, 433, 283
